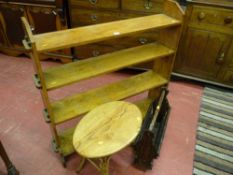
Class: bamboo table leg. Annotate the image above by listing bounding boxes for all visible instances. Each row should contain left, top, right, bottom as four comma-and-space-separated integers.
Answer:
88, 156, 111, 175
76, 157, 86, 174
0, 141, 19, 175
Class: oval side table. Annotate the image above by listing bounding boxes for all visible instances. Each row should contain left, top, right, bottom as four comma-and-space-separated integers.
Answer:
73, 101, 142, 175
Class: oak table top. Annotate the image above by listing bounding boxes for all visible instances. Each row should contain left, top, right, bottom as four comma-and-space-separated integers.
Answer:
73, 101, 142, 159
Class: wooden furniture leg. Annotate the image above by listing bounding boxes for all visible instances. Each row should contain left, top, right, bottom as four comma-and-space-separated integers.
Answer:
0, 141, 19, 175
76, 157, 86, 174
88, 157, 111, 175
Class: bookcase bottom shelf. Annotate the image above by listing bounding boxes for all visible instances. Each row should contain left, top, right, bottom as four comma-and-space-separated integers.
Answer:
57, 98, 153, 157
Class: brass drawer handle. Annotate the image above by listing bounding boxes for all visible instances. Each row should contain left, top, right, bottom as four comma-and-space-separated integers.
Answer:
144, 0, 153, 10
42, 9, 51, 14
224, 16, 232, 24
90, 14, 98, 21
92, 50, 100, 57
216, 52, 225, 64
89, 0, 98, 5
30, 25, 35, 32
52, 10, 57, 16
198, 12, 206, 20
139, 37, 148, 44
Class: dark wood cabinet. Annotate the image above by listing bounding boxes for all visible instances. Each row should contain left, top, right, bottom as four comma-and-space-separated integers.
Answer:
174, 0, 233, 88
0, 0, 71, 61
27, 7, 58, 34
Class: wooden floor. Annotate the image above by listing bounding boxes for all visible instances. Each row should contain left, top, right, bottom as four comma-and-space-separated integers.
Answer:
0, 53, 203, 175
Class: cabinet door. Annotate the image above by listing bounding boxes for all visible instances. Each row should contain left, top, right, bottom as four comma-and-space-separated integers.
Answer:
0, 4, 26, 49
175, 28, 231, 79
217, 39, 233, 85
26, 6, 60, 34
26, 6, 70, 56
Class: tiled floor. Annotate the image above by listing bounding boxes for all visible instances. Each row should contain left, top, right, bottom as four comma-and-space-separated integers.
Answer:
0, 54, 203, 175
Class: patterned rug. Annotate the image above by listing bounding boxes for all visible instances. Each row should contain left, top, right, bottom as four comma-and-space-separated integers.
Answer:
193, 86, 233, 175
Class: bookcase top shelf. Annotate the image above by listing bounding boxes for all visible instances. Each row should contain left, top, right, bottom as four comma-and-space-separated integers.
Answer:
22, 14, 181, 53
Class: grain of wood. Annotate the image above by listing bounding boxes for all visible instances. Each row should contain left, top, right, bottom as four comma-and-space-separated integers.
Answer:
44, 43, 174, 90
73, 101, 142, 158
34, 14, 181, 52
51, 70, 167, 124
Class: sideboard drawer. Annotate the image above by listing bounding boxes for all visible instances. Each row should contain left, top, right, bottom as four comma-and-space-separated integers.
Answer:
75, 44, 109, 59
104, 30, 159, 50
190, 6, 233, 28
70, 0, 120, 9
75, 30, 159, 59
122, 0, 164, 14
71, 9, 143, 26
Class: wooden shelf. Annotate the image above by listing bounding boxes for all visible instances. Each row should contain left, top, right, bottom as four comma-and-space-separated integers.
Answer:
33, 14, 181, 53
58, 98, 153, 157
51, 70, 168, 124
44, 43, 174, 90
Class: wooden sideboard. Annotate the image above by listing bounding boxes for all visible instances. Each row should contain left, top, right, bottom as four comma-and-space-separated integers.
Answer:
0, 0, 71, 62
1, 0, 232, 87
174, 0, 233, 87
